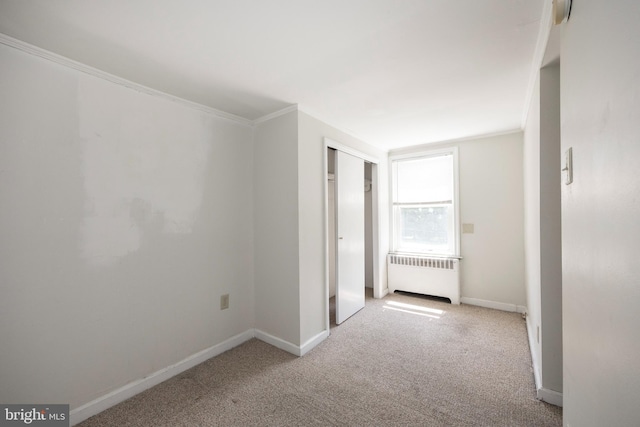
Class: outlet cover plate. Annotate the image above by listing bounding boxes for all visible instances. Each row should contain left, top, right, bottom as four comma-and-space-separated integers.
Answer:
220, 294, 229, 310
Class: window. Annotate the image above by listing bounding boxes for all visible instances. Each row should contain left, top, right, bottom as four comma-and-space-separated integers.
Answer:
391, 148, 459, 256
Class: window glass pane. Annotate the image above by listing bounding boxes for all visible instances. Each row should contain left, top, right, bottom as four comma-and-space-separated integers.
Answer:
396, 155, 453, 203
395, 205, 454, 254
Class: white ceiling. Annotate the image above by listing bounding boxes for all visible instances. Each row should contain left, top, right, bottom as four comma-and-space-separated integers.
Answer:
0, 0, 545, 151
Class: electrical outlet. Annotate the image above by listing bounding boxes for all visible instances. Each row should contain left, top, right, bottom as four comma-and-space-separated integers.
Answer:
220, 294, 229, 310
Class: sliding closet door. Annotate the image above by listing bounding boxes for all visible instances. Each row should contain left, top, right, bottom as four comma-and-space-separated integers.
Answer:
335, 150, 365, 324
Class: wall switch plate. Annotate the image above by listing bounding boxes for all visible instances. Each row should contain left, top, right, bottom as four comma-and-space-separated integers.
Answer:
220, 294, 229, 310
462, 223, 474, 234
563, 147, 573, 185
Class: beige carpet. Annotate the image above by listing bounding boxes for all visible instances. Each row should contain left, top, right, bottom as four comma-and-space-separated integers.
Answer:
79, 290, 562, 426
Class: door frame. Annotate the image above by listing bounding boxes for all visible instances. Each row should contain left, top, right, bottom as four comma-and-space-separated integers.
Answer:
323, 138, 380, 333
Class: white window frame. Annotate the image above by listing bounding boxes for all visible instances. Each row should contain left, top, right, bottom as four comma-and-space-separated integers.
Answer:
389, 146, 460, 257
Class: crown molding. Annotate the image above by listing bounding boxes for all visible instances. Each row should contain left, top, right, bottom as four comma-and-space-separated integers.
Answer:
253, 104, 299, 125
520, 0, 554, 128
388, 128, 522, 156
297, 105, 385, 153
0, 33, 254, 128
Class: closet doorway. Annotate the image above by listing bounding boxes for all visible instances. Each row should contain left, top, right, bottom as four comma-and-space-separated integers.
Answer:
325, 140, 379, 329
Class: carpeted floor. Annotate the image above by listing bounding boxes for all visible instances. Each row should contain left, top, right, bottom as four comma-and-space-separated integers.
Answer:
79, 289, 562, 426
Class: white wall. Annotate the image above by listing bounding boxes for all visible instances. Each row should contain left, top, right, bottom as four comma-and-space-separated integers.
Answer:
539, 63, 563, 395
328, 175, 336, 298
365, 162, 374, 288
253, 111, 301, 346
524, 61, 563, 402
458, 133, 525, 307
524, 74, 543, 390
391, 133, 526, 309
297, 110, 389, 346
0, 43, 255, 409
561, 1, 640, 425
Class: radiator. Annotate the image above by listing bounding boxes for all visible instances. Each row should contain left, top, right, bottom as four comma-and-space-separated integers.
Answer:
387, 254, 460, 304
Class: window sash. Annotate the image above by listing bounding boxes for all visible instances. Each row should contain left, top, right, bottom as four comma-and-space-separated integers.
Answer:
393, 204, 455, 255
392, 153, 453, 204
390, 148, 459, 257
393, 200, 452, 206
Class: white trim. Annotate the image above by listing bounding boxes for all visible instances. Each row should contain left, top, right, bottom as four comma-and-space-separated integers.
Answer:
323, 143, 332, 334
370, 163, 382, 299
69, 329, 254, 425
69, 325, 328, 425
299, 105, 373, 148
388, 129, 522, 156
460, 297, 527, 314
389, 147, 460, 258
525, 316, 563, 407
254, 329, 301, 356
521, 0, 554, 128
324, 138, 380, 164
253, 104, 299, 125
526, 315, 543, 391
299, 330, 329, 356
0, 33, 253, 128
537, 387, 563, 407
389, 145, 458, 162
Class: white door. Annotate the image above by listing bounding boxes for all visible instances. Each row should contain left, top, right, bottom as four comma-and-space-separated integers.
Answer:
335, 150, 365, 324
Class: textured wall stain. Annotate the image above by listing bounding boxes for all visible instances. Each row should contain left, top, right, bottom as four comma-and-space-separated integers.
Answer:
78, 77, 210, 265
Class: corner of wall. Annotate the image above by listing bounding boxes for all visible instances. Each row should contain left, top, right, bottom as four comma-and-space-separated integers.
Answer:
525, 314, 542, 390
252, 109, 301, 347
537, 387, 563, 407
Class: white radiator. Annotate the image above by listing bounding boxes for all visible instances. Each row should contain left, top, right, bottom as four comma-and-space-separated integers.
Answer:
387, 254, 460, 304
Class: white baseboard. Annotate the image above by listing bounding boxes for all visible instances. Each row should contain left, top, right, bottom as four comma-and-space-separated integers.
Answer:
300, 330, 329, 356
537, 387, 563, 407
526, 316, 542, 390
70, 329, 254, 425
69, 326, 328, 425
525, 318, 563, 407
253, 329, 329, 357
254, 329, 301, 356
460, 296, 526, 313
